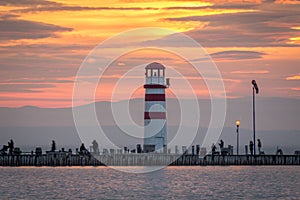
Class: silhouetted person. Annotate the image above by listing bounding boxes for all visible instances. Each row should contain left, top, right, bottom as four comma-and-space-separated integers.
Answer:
0, 145, 8, 155
51, 140, 56, 152
211, 143, 217, 155
196, 145, 200, 155
249, 141, 254, 155
257, 139, 262, 154
8, 139, 14, 155
276, 146, 283, 155
92, 140, 99, 155
219, 140, 224, 149
80, 143, 87, 155
136, 144, 142, 153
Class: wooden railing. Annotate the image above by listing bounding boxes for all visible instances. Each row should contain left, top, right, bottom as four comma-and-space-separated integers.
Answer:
0, 154, 299, 166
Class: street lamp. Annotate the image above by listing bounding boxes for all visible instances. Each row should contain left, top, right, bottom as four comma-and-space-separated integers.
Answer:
235, 120, 240, 155
252, 80, 259, 155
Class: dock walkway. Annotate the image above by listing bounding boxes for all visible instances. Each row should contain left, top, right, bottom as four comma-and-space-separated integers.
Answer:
1, 154, 299, 166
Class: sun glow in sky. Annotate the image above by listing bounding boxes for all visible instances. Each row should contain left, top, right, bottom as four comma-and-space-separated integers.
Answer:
0, 0, 300, 107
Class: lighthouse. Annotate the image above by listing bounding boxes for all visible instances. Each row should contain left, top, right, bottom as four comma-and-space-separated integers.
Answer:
143, 62, 169, 153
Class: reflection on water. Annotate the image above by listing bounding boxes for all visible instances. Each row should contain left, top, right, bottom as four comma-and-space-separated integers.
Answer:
0, 166, 299, 199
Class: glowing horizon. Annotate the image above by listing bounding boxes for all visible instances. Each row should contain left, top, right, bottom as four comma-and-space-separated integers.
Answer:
0, 0, 299, 108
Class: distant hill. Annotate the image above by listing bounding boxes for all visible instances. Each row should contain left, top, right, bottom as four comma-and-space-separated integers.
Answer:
0, 97, 299, 154
0, 97, 299, 130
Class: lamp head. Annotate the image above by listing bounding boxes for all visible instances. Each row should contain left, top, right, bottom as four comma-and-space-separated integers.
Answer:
252, 80, 259, 94
235, 120, 240, 127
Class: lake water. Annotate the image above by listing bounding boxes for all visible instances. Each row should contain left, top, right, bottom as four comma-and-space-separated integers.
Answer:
0, 166, 299, 199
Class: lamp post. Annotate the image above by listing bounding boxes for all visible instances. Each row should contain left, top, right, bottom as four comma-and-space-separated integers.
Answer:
235, 120, 240, 155
252, 80, 259, 155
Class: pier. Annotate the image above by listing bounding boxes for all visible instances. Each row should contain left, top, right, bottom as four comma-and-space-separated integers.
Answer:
1, 154, 299, 167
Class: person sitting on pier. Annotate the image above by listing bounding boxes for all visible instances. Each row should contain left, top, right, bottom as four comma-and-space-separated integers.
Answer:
0, 145, 8, 155
249, 141, 254, 155
80, 143, 88, 155
276, 146, 283, 155
219, 140, 229, 155
211, 143, 217, 155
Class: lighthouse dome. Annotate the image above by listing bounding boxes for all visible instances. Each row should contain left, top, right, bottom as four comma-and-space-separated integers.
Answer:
145, 62, 165, 69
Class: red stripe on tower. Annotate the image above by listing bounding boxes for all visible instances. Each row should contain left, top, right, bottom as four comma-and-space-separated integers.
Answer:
144, 112, 166, 119
144, 84, 167, 89
145, 94, 165, 101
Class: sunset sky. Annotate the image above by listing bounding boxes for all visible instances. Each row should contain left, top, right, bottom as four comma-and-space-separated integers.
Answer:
1, 0, 300, 108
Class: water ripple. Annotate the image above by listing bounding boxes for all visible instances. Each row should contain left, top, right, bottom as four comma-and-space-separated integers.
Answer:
0, 166, 299, 199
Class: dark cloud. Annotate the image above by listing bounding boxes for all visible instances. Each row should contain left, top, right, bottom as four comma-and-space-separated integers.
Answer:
164, 4, 257, 10
210, 50, 266, 60
262, 0, 276, 3
163, 4, 300, 47
168, 8, 300, 27
0, 83, 56, 93
189, 50, 266, 62
0, 18, 72, 41
1, 0, 158, 15
0, 43, 89, 83
0, 61, 77, 83
0, 13, 19, 19
0, 43, 91, 55
6, 1, 158, 13
15, 6, 158, 13
1, 0, 158, 13
0, 78, 73, 84
0, 96, 70, 102
0, 0, 59, 6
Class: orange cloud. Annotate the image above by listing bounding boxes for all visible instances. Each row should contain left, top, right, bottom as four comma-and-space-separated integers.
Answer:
231, 70, 269, 74
286, 74, 300, 80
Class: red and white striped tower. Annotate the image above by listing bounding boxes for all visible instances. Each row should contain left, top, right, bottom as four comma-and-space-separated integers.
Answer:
143, 62, 169, 153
